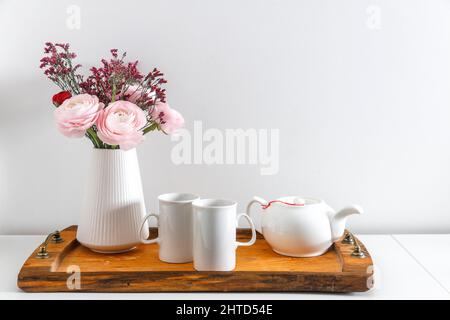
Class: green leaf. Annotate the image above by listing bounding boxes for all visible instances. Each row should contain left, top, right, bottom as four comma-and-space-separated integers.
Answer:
143, 123, 158, 134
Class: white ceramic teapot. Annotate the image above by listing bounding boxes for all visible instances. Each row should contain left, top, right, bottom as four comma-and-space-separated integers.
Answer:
247, 196, 363, 257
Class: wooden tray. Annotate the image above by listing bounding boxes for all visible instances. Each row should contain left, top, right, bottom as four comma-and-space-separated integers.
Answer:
18, 226, 374, 293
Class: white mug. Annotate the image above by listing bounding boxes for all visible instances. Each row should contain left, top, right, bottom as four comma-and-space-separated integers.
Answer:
139, 193, 199, 263
192, 199, 256, 271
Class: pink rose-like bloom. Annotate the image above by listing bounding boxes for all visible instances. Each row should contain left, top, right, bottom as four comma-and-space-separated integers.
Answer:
96, 101, 147, 150
54, 94, 104, 138
150, 102, 184, 134
122, 84, 155, 103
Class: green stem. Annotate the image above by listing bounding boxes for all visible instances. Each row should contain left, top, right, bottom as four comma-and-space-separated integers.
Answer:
86, 128, 103, 148
111, 81, 117, 103
85, 131, 98, 148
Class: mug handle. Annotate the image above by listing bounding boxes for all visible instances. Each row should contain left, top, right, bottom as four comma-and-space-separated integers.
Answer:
235, 213, 257, 247
140, 213, 160, 244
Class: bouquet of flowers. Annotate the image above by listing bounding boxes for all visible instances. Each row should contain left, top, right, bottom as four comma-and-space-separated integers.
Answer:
40, 42, 184, 150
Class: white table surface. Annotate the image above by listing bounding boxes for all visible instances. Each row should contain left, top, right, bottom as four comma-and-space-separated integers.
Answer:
0, 234, 449, 300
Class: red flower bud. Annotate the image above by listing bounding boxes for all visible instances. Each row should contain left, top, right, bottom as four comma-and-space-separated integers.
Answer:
52, 91, 72, 107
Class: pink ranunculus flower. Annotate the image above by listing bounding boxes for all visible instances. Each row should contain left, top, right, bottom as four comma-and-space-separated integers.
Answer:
122, 84, 155, 103
150, 102, 184, 134
96, 100, 147, 150
54, 94, 104, 138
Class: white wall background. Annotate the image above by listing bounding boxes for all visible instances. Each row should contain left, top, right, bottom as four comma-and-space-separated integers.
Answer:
0, 0, 450, 234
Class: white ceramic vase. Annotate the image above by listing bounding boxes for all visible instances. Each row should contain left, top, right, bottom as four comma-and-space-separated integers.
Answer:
76, 148, 149, 253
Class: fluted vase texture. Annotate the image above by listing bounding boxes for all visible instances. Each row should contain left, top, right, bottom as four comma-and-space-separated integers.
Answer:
77, 148, 149, 253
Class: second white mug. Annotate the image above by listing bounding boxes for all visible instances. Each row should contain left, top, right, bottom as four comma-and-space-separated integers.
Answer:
140, 192, 199, 263
192, 199, 256, 271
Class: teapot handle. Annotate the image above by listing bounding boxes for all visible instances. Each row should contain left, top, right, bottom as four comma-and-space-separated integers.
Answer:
246, 196, 268, 234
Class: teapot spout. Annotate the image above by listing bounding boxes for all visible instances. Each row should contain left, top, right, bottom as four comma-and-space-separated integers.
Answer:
330, 205, 363, 241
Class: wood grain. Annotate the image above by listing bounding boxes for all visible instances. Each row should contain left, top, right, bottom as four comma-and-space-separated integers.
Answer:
17, 226, 373, 293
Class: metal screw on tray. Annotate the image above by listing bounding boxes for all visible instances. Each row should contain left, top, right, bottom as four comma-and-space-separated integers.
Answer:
35, 230, 64, 259
36, 245, 49, 259
51, 230, 64, 243
350, 235, 366, 259
341, 231, 355, 245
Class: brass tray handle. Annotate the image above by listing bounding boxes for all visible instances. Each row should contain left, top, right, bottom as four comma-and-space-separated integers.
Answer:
36, 230, 64, 259
341, 231, 366, 259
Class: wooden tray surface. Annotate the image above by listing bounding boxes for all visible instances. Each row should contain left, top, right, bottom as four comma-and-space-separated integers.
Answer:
18, 226, 373, 293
